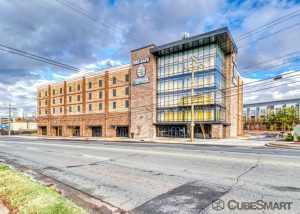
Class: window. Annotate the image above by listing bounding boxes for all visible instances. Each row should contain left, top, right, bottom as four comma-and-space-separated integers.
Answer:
69, 96, 72, 102
77, 84, 81, 91
88, 93, 92, 100
60, 107, 63, 113
99, 103, 102, 110
77, 105, 81, 112
125, 87, 129, 95
60, 98, 63, 104
112, 89, 116, 97
60, 88, 63, 94
77, 95, 81, 102
45, 109, 48, 114
52, 89, 55, 95
112, 101, 116, 109
88, 82, 92, 89
45, 100, 48, 105
125, 100, 129, 108
112, 77, 117, 84
39, 92, 41, 98
69, 106, 72, 112
39, 101, 41, 107
53, 108, 55, 114
89, 103, 92, 111
45, 91, 48, 96
99, 91, 102, 99
69, 86, 72, 92
125, 74, 129, 82
53, 99, 56, 104
99, 80, 102, 87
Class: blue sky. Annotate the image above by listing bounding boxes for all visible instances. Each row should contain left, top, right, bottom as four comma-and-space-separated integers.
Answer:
0, 0, 300, 116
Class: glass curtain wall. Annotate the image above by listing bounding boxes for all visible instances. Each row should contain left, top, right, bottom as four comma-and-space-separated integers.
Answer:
157, 44, 225, 123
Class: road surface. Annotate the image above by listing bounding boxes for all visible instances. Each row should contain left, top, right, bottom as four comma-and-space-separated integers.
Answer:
0, 137, 299, 213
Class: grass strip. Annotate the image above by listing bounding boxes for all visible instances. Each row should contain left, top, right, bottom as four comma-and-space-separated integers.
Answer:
0, 164, 86, 214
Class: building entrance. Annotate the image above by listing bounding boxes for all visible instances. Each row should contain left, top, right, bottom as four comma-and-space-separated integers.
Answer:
40, 126, 47, 136
157, 125, 187, 138
71, 126, 80, 137
116, 126, 128, 137
92, 126, 102, 137
195, 124, 211, 139
54, 126, 62, 136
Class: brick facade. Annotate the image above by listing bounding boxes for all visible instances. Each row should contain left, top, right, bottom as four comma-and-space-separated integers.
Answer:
130, 45, 157, 139
37, 65, 130, 137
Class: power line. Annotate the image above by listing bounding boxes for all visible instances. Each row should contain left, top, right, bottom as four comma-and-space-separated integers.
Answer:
239, 51, 300, 73
238, 8, 300, 41
0, 46, 80, 72
237, 21, 300, 49
54, 0, 141, 44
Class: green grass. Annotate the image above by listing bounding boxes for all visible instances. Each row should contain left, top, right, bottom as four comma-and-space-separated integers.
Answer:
0, 164, 87, 214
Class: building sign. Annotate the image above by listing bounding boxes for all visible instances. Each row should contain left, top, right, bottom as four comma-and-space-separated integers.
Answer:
133, 77, 149, 85
133, 56, 150, 65
133, 56, 150, 85
137, 64, 146, 78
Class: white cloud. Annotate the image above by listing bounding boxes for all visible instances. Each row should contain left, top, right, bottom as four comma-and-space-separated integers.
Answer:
244, 70, 300, 104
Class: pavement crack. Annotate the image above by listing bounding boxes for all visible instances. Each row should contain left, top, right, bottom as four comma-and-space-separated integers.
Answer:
235, 158, 260, 184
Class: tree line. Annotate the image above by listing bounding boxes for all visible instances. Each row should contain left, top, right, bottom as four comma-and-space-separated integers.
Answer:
244, 106, 299, 131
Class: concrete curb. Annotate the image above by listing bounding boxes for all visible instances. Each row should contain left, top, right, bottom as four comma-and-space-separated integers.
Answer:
1, 135, 266, 147
0, 201, 9, 214
265, 142, 300, 150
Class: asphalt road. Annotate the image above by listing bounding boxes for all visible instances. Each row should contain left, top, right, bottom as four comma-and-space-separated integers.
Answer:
0, 137, 300, 214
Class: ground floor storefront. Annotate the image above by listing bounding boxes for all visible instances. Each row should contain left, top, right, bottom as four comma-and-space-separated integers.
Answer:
156, 123, 229, 139
38, 115, 231, 139
37, 113, 129, 138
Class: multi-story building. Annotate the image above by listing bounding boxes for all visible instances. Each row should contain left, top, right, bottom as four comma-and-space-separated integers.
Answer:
243, 98, 300, 121
37, 27, 243, 139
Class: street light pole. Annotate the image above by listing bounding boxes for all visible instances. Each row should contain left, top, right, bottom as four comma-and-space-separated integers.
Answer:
8, 103, 11, 136
190, 57, 197, 143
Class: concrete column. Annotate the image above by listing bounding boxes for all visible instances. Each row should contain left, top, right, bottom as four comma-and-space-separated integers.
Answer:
47, 85, 52, 136
212, 124, 223, 139
63, 81, 67, 115
82, 77, 86, 114
104, 71, 109, 137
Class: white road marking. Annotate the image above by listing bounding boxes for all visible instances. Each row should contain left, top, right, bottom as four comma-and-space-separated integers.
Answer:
25, 147, 40, 151
82, 154, 110, 161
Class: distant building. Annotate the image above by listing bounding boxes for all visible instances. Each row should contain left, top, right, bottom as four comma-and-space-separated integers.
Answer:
243, 98, 300, 130
0, 117, 10, 126
11, 117, 37, 132
244, 98, 300, 120
0, 117, 37, 134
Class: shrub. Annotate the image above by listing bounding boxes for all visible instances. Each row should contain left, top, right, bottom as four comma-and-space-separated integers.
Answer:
297, 136, 300, 142
285, 134, 294, 141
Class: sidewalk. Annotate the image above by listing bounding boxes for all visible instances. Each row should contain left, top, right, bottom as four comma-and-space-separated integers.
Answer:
1, 135, 268, 147
265, 141, 300, 150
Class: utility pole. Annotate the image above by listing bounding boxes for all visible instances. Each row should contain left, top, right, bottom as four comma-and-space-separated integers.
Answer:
190, 56, 197, 143
8, 103, 11, 136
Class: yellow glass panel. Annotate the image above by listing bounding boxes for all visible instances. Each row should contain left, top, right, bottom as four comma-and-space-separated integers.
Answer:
198, 111, 203, 121
187, 111, 191, 121
169, 112, 174, 121
205, 110, 212, 121
174, 112, 178, 121
205, 94, 213, 104
178, 111, 183, 121
197, 95, 204, 105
